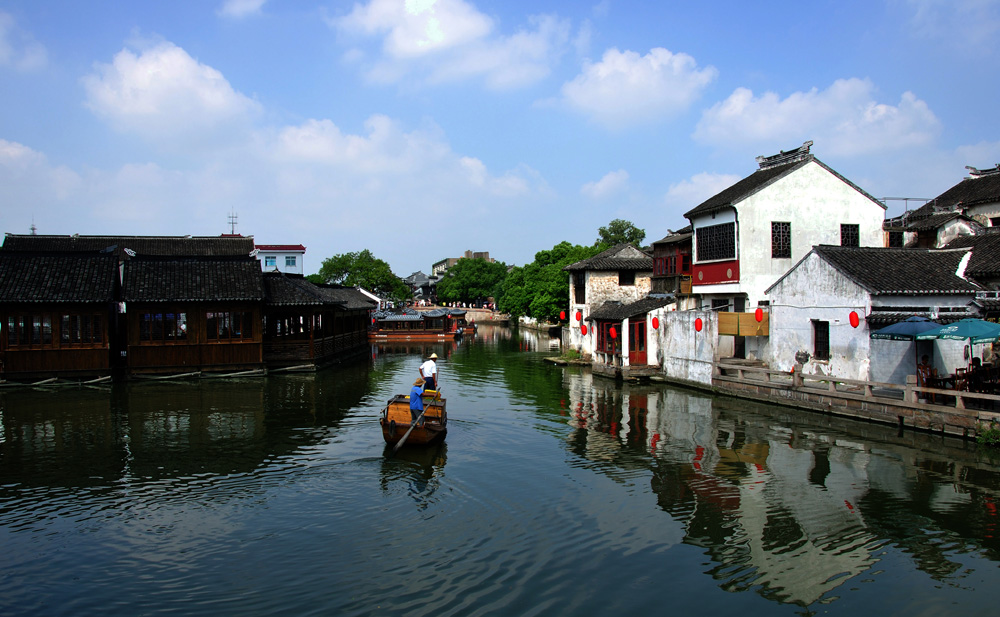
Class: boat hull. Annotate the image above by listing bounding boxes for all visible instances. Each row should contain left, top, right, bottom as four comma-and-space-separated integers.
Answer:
380, 394, 447, 446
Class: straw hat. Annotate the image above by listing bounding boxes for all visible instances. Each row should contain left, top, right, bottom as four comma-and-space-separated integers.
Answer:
429, 353, 438, 359
414, 377, 425, 386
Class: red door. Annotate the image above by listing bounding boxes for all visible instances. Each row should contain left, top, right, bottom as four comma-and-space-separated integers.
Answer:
629, 320, 647, 365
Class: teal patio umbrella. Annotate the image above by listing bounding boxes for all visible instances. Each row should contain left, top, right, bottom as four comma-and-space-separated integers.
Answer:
871, 316, 940, 341
915, 318, 1000, 344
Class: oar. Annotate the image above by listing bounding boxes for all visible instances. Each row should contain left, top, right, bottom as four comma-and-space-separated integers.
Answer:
391, 388, 442, 454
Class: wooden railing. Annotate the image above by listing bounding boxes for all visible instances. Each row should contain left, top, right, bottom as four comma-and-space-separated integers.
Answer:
715, 362, 1000, 427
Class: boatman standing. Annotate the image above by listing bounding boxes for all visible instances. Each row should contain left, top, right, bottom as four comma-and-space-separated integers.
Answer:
419, 352, 439, 391
410, 378, 425, 425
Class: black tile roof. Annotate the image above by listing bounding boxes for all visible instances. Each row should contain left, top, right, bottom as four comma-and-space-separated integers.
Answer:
945, 233, 1000, 279
2, 234, 256, 258
123, 257, 264, 303
904, 211, 973, 232
0, 252, 118, 303
588, 295, 674, 321
563, 243, 652, 272
317, 285, 379, 311
652, 225, 693, 245
910, 171, 1000, 219
263, 272, 326, 306
683, 157, 884, 219
802, 245, 983, 295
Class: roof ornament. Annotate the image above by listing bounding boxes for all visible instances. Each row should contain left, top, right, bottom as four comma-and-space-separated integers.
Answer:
756, 140, 814, 170
249, 248, 259, 257
966, 164, 1000, 178
124, 248, 136, 257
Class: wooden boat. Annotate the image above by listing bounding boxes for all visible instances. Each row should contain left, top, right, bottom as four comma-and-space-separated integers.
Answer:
380, 390, 447, 446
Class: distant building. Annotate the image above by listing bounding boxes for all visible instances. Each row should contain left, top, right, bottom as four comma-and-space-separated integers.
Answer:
432, 250, 494, 276
255, 244, 305, 274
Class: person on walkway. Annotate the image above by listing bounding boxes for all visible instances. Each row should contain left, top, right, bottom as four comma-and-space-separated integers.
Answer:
409, 378, 425, 425
419, 353, 439, 391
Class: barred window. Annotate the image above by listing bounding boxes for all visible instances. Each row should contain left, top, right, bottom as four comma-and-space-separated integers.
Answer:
841, 224, 860, 247
887, 230, 904, 248
813, 320, 830, 361
771, 221, 791, 258
696, 222, 736, 262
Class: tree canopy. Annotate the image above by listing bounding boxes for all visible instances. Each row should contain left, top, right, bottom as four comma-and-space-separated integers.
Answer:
496, 241, 602, 321
597, 218, 646, 248
313, 249, 410, 301
436, 258, 508, 304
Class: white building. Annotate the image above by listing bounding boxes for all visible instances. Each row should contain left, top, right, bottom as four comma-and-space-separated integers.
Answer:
765, 245, 983, 383
682, 141, 886, 359
255, 244, 305, 275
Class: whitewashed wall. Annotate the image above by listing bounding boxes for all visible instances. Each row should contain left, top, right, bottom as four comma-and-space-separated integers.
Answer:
652, 309, 717, 385
766, 252, 872, 379
735, 161, 886, 307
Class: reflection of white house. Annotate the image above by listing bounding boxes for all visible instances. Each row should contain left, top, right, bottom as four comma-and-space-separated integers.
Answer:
255, 244, 305, 274
682, 141, 886, 360
765, 245, 984, 383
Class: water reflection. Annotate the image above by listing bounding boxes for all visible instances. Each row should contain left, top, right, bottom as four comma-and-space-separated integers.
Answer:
2, 328, 1000, 616
558, 369, 1000, 608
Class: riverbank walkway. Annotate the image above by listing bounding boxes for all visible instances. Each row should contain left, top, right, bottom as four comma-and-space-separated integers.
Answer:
711, 361, 1000, 439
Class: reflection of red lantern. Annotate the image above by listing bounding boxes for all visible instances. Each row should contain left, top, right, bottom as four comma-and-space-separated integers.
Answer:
755, 308, 763, 322
560, 310, 566, 320
576, 311, 582, 322
652, 317, 659, 329
695, 317, 703, 332
610, 326, 617, 339
581, 324, 588, 335
849, 311, 860, 328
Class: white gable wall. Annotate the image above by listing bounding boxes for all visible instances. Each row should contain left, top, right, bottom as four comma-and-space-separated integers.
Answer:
737, 161, 885, 307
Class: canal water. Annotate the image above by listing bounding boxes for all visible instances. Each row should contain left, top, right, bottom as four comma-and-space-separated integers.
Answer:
2, 324, 1000, 616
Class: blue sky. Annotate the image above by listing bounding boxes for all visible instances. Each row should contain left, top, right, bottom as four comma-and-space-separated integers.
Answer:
1, 0, 998, 276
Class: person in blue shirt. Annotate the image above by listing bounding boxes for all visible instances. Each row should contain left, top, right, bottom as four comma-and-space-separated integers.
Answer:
409, 378, 425, 425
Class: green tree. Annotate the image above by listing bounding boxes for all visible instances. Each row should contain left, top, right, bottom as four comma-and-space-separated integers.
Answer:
497, 241, 602, 320
436, 258, 508, 304
314, 249, 411, 302
597, 218, 645, 248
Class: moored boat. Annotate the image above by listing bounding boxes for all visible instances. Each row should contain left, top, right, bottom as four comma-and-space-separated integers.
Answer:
379, 390, 447, 446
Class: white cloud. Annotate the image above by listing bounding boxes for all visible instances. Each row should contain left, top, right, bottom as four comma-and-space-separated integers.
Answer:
581, 169, 628, 199
337, 0, 492, 58
663, 172, 742, 210
693, 78, 941, 157
217, 0, 267, 19
0, 11, 47, 71
81, 41, 262, 146
904, 0, 1000, 51
558, 47, 717, 129
334, 0, 569, 89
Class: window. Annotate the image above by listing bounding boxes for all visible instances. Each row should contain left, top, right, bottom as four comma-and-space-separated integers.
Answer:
712, 298, 730, 312
888, 230, 904, 248
771, 222, 791, 258
681, 253, 691, 273
574, 273, 586, 304
285, 256, 297, 267
619, 270, 635, 286
264, 256, 276, 267
6, 313, 104, 348
595, 322, 622, 355
138, 311, 188, 342
654, 257, 667, 276
813, 320, 830, 361
841, 224, 860, 247
696, 222, 736, 262
991, 217, 1000, 227
206, 310, 254, 341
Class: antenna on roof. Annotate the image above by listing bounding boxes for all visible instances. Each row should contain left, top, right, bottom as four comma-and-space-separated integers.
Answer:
228, 209, 239, 235
29, 216, 37, 235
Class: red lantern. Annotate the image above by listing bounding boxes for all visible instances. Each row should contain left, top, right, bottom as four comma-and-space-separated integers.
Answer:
695, 318, 703, 332
576, 311, 582, 322
849, 311, 860, 328
755, 308, 763, 322
652, 316, 659, 330
581, 324, 588, 335
560, 310, 566, 320
610, 326, 617, 339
